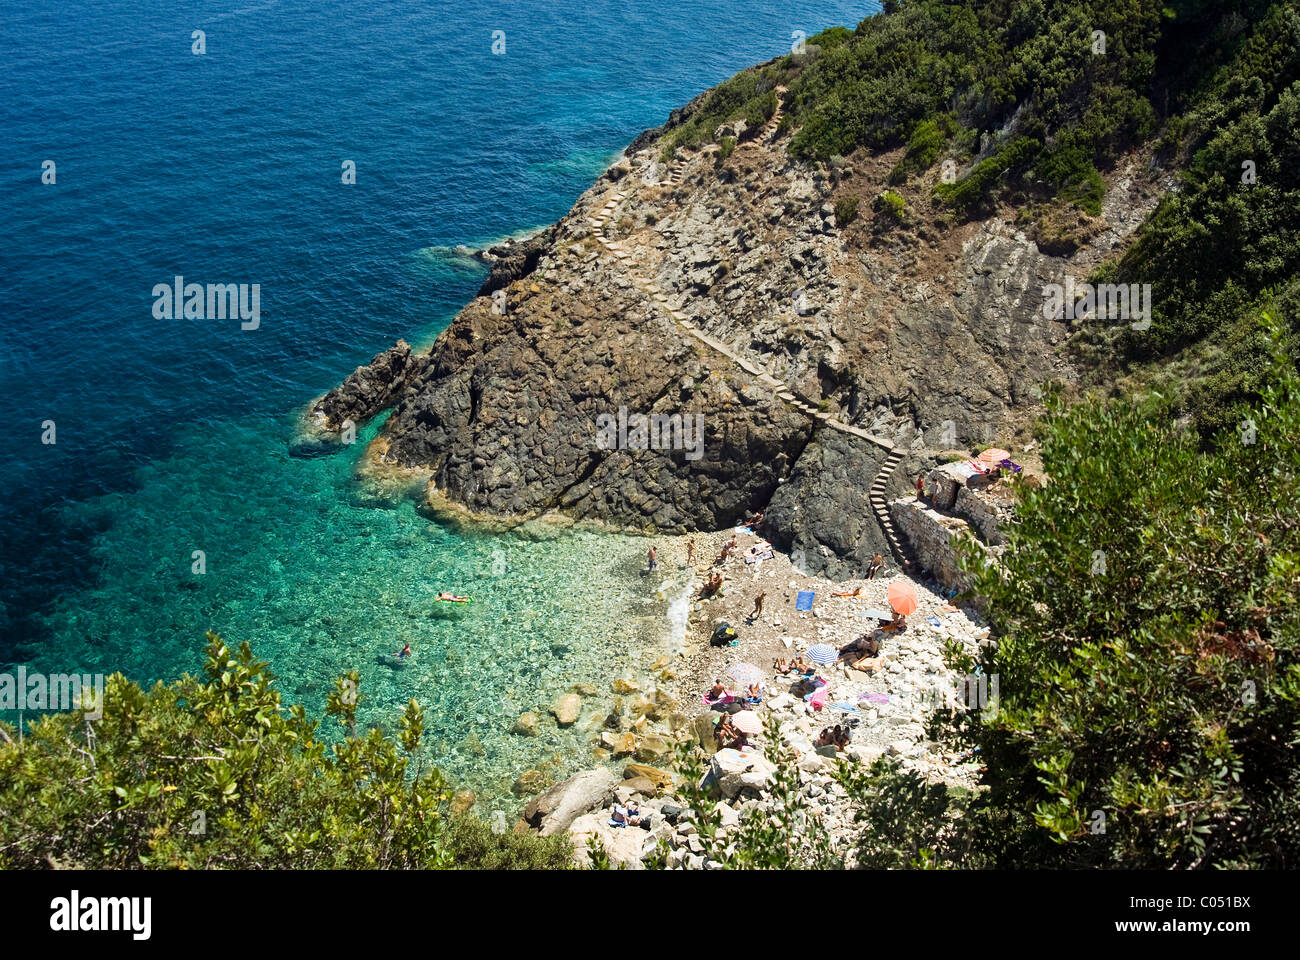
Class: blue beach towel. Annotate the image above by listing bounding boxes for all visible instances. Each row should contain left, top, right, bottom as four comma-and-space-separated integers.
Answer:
795, 591, 815, 611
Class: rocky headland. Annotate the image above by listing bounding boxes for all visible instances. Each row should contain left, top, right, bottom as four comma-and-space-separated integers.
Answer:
313, 62, 1166, 577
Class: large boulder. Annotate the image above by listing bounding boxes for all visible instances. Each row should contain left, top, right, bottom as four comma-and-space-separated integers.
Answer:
517, 767, 618, 837
706, 748, 776, 799
691, 713, 720, 755
623, 764, 673, 791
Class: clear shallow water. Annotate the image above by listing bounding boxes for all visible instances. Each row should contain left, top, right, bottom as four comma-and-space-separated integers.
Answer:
1, 0, 879, 800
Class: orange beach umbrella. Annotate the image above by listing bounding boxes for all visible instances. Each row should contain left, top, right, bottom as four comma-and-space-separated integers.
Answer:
886, 579, 919, 617
978, 448, 1011, 465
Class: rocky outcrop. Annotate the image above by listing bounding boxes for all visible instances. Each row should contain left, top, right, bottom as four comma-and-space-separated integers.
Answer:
329, 65, 1168, 573
312, 339, 428, 432
764, 430, 933, 578
474, 227, 558, 298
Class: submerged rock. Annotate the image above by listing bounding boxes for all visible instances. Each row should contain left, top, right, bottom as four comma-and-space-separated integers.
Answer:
512, 769, 549, 797
511, 711, 540, 737
551, 693, 582, 726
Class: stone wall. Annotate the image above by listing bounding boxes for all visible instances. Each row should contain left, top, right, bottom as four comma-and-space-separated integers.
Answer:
890, 497, 997, 596
955, 485, 1008, 546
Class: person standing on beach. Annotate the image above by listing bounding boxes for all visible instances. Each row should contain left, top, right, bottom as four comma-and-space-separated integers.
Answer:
752, 591, 766, 620
686, 539, 695, 565
915, 474, 925, 500
648, 545, 658, 571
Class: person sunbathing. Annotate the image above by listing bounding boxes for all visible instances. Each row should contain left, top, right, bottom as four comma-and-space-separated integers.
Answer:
708, 679, 728, 701
815, 727, 836, 748
773, 657, 793, 674
793, 675, 821, 698
611, 801, 650, 828
792, 655, 813, 675
832, 586, 862, 598
838, 634, 880, 662
881, 611, 907, 632
746, 683, 762, 703
700, 571, 724, 597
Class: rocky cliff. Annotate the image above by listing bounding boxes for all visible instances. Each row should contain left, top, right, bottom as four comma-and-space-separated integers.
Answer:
323, 72, 1169, 578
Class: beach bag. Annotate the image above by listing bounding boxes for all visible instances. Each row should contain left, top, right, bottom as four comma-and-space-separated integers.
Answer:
710, 622, 737, 647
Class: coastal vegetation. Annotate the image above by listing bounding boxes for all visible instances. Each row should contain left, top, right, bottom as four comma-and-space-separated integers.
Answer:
0, 633, 571, 869
657, 0, 1299, 433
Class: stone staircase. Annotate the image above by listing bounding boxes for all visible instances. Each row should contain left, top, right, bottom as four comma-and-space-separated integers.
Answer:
869, 447, 914, 570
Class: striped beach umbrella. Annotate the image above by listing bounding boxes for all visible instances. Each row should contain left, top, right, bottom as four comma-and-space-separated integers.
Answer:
724, 662, 766, 687
806, 643, 838, 665
731, 711, 763, 735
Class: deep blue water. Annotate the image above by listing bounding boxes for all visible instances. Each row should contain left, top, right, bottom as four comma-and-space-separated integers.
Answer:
0, 0, 878, 798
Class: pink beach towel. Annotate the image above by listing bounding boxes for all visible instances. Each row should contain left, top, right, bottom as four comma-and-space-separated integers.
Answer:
702, 691, 736, 706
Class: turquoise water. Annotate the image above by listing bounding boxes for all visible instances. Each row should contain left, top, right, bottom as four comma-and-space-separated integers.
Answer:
33, 410, 695, 802
1, 0, 880, 802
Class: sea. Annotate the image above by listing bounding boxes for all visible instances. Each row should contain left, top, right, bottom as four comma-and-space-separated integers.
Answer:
0, 0, 879, 806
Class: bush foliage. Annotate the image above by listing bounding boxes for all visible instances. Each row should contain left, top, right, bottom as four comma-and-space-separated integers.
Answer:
0, 633, 572, 870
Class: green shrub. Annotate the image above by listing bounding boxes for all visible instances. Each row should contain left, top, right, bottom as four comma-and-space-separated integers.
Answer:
834, 195, 860, 226
876, 190, 904, 220
889, 114, 959, 183
944, 314, 1300, 868
934, 136, 1039, 215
